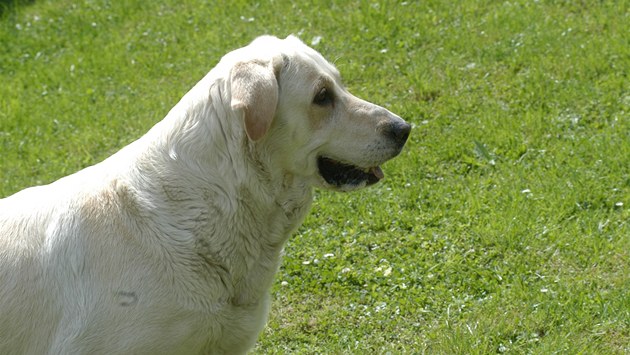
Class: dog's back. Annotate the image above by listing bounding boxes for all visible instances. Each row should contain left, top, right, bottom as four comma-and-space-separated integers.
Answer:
0, 181, 69, 353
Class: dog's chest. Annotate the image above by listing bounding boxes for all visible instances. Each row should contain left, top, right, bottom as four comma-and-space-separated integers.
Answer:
190, 182, 312, 303
230, 184, 312, 287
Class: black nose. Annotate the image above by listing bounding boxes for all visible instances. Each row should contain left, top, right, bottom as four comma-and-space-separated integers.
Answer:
384, 121, 411, 146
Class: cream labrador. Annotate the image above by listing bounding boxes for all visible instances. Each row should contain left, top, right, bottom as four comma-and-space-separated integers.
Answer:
0, 35, 410, 354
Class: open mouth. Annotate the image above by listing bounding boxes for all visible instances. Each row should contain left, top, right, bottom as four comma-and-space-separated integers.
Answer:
317, 156, 384, 189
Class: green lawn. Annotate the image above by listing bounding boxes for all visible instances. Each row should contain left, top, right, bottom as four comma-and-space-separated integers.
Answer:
1, 0, 628, 353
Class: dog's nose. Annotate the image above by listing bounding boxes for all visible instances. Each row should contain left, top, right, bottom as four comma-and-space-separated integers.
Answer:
384, 121, 411, 146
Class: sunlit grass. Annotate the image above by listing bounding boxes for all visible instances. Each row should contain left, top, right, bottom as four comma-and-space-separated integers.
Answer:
1, 0, 628, 353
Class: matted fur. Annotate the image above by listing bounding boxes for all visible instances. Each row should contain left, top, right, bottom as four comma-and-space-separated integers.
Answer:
0, 35, 409, 354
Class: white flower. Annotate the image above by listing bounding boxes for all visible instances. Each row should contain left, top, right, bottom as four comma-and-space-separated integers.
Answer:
311, 36, 322, 46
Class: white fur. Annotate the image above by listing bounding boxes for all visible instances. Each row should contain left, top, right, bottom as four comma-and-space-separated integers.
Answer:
0, 35, 409, 354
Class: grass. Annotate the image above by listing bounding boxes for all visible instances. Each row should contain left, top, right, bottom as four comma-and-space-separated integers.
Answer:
1, 0, 629, 353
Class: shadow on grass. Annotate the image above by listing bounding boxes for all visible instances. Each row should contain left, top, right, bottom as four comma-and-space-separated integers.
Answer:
0, 0, 35, 17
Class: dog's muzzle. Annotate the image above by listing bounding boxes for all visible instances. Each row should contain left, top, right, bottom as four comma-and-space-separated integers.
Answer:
317, 119, 411, 191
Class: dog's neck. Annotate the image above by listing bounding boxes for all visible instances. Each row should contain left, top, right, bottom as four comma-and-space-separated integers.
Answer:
116, 82, 314, 306
154, 77, 314, 230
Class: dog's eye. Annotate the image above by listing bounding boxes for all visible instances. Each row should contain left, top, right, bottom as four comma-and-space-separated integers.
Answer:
313, 87, 333, 106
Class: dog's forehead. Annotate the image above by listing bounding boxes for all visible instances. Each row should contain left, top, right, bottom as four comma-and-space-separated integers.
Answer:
284, 37, 340, 77
241, 35, 341, 78
292, 47, 340, 78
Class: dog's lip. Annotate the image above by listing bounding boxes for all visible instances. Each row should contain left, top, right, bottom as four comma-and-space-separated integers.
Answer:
316, 156, 384, 188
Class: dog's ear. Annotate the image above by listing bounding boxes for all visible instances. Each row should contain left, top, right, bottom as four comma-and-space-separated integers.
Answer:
230, 59, 281, 141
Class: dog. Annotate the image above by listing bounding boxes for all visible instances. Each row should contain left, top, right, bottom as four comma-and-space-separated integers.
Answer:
0, 35, 410, 354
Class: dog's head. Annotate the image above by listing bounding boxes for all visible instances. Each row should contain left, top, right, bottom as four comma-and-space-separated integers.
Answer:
225, 35, 411, 192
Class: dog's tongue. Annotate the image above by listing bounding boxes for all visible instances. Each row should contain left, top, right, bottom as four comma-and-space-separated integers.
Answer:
371, 166, 384, 180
